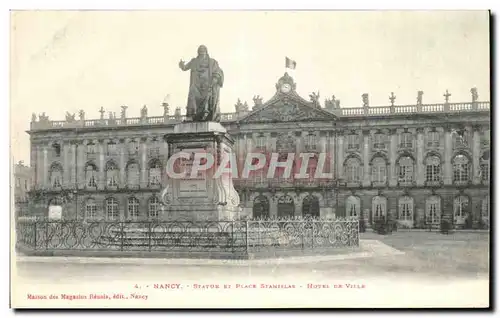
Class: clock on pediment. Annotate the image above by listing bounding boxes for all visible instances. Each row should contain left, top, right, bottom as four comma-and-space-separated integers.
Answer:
280, 83, 292, 93
275, 72, 296, 93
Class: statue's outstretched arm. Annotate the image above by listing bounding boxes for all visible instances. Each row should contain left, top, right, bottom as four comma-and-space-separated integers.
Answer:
179, 58, 194, 71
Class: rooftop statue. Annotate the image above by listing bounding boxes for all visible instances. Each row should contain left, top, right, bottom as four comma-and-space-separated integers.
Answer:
179, 45, 224, 122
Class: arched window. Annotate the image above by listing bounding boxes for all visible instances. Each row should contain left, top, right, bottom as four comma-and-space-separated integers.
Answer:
302, 195, 320, 218
480, 151, 490, 182
398, 156, 414, 184
425, 156, 441, 182
346, 195, 360, 217
50, 163, 63, 188
148, 196, 160, 219
481, 196, 490, 226
371, 157, 387, 184
126, 161, 140, 187
398, 196, 414, 221
277, 195, 294, 218
106, 161, 119, 187
128, 197, 139, 220
372, 196, 387, 221
453, 154, 470, 183
85, 163, 98, 188
454, 195, 469, 225
253, 195, 269, 219
149, 160, 162, 185
85, 199, 97, 220
345, 157, 362, 182
426, 196, 441, 224
105, 197, 119, 220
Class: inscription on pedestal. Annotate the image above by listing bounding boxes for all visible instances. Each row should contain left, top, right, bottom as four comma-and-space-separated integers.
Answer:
179, 179, 207, 197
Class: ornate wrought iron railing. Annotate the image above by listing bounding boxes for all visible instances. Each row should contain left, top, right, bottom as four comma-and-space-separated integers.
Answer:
15, 217, 359, 255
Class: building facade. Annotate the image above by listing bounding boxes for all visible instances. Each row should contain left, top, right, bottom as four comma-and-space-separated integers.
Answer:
14, 161, 33, 218
26, 73, 490, 229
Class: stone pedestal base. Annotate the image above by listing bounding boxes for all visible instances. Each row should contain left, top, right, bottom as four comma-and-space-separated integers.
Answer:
161, 121, 241, 221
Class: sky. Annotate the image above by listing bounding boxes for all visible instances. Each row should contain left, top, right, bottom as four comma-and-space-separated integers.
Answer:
10, 11, 490, 165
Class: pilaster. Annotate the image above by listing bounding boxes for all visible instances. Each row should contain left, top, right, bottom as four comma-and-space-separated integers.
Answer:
389, 129, 397, 186
443, 127, 453, 185
362, 130, 371, 187
416, 128, 425, 186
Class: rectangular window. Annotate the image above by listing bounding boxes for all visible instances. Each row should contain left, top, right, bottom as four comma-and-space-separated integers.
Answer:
399, 133, 413, 148
107, 143, 118, 155
399, 203, 413, 221
373, 134, 386, 149
86, 144, 96, 154
85, 205, 97, 219
128, 204, 139, 219
427, 131, 440, 147
347, 134, 359, 150
255, 136, 266, 151
149, 147, 160, 157
426, 165, 441, 182
480, 163, 489, 182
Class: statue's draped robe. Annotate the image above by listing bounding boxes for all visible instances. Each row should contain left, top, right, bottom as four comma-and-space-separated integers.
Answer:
182, 55, 224, 122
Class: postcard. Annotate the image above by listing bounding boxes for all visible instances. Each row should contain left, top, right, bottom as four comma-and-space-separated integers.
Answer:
10, 10, 490, 309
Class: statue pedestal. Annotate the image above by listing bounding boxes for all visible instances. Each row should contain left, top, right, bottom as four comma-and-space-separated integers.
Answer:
160, 121, 241, 221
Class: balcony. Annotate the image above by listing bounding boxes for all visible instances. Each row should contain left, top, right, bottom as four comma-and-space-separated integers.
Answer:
371, 181, 387, 188
425, 180, 442, 187
453, 180, 470, 187
372, 143, 386, 151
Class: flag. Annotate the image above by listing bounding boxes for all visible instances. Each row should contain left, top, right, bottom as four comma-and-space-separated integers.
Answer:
285, 57, 297, 69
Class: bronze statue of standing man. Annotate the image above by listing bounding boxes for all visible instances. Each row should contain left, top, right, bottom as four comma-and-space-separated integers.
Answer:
179, 45, 224, 122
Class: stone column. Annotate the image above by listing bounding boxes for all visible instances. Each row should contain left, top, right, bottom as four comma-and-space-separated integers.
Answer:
62, 141, 69, 187
78, 141, 86, 188
119, 140, 126, 187
98, 140, 105, 189
337, 131, 344, 180
140, 139, 147, 187
443, 128, 453, 185
472, 126, 481, 185
43, 145, 48, 188
362, 130, 371, 187
71, 143, 77, 187
416, 128, 425, 186
329, 132, 336, 179
320, 131, 327, 153
266, 132, 273, 152
35, 145, 42, 187
389, 129, 397, 187
162, 138, 169, 183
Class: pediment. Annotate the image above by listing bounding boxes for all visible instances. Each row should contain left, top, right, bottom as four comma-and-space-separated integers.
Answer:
239, 98, 337, 124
